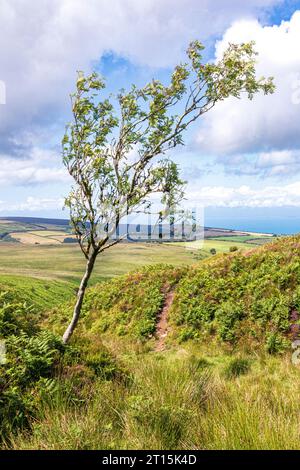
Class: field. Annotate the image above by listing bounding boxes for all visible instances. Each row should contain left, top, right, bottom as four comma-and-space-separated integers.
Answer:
0, 243, 197, 284
0, 216, 275, 282
0, 233, 275, 285
11, 230, 75, 245
179, 238, 254, 252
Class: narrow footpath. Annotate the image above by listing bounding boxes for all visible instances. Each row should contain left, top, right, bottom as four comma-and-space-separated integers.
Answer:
154, 289, 175, 352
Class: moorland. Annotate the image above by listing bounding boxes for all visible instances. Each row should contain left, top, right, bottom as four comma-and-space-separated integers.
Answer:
2, 217, 299, 450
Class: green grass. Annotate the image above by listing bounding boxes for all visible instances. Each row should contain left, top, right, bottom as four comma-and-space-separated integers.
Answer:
0, 274, 75, 311
201, 238, 252, 252
208, 235, 273, 243
173, 238, 257, 255
5, 347, 300, 450
0, 242, 199, 284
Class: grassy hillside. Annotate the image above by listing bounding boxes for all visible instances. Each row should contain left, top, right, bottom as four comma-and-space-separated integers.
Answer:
47, 235, 299, 353
170, 235, 300, 352
47, 265, 187, 341
0, 275, 75, 311
1, 235, 300, 450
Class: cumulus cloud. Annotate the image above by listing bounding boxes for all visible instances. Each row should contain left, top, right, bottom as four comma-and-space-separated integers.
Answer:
4, 180, 300, 213
197, 11, 300, 163
4, 0, 300, 216
0, 196, 64, 212
188, 180, 300, 207
0, 163, 69, 186
0, 0, 282, 152
219, 149, 300, 177
0, 147, 70, 186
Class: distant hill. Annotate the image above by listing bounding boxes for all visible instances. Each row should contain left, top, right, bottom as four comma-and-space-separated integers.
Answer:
0, 216, 275, 244
0, 216, 69, 226
0, 216, 71, 243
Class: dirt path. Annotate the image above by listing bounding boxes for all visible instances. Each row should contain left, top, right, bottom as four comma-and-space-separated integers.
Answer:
154, 289, 175, 352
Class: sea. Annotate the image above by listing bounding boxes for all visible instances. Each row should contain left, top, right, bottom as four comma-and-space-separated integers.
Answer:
204, 207, 300, 236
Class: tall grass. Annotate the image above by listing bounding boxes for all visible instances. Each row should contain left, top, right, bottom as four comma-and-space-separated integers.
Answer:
4, 236, 300, 450
5, 347, 300, 450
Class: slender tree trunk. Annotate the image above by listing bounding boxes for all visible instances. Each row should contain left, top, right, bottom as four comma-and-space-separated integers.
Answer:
62, 249, 98, 344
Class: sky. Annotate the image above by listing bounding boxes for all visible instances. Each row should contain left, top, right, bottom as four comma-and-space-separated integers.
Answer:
1, 0, 300, 233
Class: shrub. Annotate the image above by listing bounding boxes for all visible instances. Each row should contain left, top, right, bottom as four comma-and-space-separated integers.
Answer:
85, 350, 124, 381
178, 327, 197, 343
188, 356, 211, 374
0, 329, 66, 440
0, 292, 37, 336
215, 301, 245, 342
265, 332, 288, 354
224, 358, 251, 379
292, 286, 300, 311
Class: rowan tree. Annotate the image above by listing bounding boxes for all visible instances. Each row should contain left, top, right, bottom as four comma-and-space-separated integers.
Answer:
62, 40, 274, 343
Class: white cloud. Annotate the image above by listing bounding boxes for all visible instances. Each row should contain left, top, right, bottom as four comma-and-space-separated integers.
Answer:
197, 11, 300, 160
4, 180, 300, 213
0, 165, 69, 186
0, 0, 282, 139
218, 149, 300, 177
0, 148, 70, 186
256, 149, 300, 176
188, 180, 300, 207
0, 0, 292, 216
0, 196, 64, 212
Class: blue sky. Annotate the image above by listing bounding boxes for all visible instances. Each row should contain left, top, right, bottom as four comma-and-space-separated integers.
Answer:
1, 0, 300, 233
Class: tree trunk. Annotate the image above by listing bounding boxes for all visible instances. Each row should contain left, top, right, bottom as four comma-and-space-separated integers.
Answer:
62, 249, 98, 344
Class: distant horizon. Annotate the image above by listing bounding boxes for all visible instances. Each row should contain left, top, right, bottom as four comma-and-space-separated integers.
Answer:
2, 214, 298, 236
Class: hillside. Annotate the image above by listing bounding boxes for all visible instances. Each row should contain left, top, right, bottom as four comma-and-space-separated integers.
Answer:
2, 235, 300, 450
170, 235, 300, 352
0, 275, 75, 311
48, 235, 300, 354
